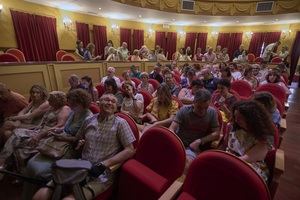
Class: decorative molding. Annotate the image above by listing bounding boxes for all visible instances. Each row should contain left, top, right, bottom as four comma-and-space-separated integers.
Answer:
113, 0, 300, 16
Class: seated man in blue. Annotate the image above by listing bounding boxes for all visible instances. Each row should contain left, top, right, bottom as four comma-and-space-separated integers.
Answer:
169, 89, 220, 173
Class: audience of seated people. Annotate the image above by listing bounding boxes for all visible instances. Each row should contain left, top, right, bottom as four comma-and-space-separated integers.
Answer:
149, 63, 164, 83
0, 91, 71, 172
241, 66, 259, 90
261, 69, 291, 95
101, 66, 121, 88
68, 74, 85, 91
178, 79, 203, 105
1, 85, 49, 140
33, 94, 136, 200
81, 75, 99, 102
137, 72, 155, 94
22, 89, 93, 199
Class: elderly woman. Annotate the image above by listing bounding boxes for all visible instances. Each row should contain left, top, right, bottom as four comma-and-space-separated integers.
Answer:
137, 72, 155, 94
84, 43, 101, 61
104, 40, 114, 59
131, 49, 141, 61
121, 82, 144, 123
22, 89, 93, 199
106, 47, 121, 61
0, 91, 71, 171
1, 85, 49, 140
212, 79, 238, 122
81, 76, 98, 102
226, 101, 275, 182
193, 47, 203, 61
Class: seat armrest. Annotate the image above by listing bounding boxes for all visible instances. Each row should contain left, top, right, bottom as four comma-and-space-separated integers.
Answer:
275, 149, 284, 174
109, 163, 122, 172
279, 118, 287, 133
284, 102, 289, 110
158, 179, 184, 200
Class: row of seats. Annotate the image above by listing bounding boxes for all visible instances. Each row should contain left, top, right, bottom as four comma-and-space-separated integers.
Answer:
247, 53, 283, 64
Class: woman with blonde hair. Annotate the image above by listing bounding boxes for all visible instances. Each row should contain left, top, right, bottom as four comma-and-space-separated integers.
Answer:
84, 43, 101, 61
106, 47, 121, 61
131, 49, 141, 61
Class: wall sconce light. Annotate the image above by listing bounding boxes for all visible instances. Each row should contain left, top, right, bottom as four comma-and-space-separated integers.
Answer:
0, 4, 3, 12
211, 31, 218, 38
146, 28, 154, 38
245, 31, 253, 39
63, 17, 73, 31
178, 30, 186, 38
111, 24, 119, 34
281, 29, 291, 40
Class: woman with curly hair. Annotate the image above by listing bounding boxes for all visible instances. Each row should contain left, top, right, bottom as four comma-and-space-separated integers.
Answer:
226, 100, 275, 182
0, 91, 71, 171
1, 85, 50, 140
22, 89, 94, 199
261, 69, 291, 95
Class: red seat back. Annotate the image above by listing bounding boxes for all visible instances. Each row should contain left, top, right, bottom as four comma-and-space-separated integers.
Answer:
117, 127, 185, 200
6, 48, 26, 62
255, 57, 263, 64
148, 79, 160, 91
247, 53, 255, 63
256, 83, 286, 107
180, 150, 271, 200
89, 102, 100, 114
231, 80, 253, 98
56, 50, 67, 61
271, 57, 282, 64
138, 89, 153, 113
173, 74, 181, 84
116, 112, 139, 148
95, 84, 105, 98
61, 54, 76, 61
0, 53, 20, 62
131, 77, 141, 86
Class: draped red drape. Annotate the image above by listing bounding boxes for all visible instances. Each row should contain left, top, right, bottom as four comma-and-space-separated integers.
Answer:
248, 32, 281, 57
217, 33, 231, 49
185, 32, 197, 54
132, 29, 144, 50
93, 25, 107, 59
165, 32, 177, 60
120, 28, 132, 52
76, 22, 90, 47
290, 31, 300, 83
155, 31, 166, 50
196, 32, 208, 53
227, 33, 243, 60
10, 10, 59, 61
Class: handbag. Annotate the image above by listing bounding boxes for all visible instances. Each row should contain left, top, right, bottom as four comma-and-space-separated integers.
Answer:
37, 136, 70, 159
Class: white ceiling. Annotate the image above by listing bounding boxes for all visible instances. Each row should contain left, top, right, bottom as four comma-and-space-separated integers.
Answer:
26, 0, 300, 26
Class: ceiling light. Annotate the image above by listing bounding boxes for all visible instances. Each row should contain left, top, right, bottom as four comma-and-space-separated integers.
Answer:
98, 7, 101, 10
138, 14, 142, 18
172, 19, 175, 21
236, 20, 239, 23
275, 19, 279, 21
203, 21, 207, 23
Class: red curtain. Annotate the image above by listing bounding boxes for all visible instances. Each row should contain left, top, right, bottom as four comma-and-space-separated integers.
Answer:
196, 32, 208, 53
217, 33, 231, 49
290, 31, 300, 83
155, 31, 166, 50
185, 32, 197, 54
76, 22, 90, 47
10, 10, 59, 61
248, 32, 281, 57
132, 29, 144, 50
165, 32, 177, 60
227, 33, 243, 60
120, 28, 132, 52
93, 25, 107, 59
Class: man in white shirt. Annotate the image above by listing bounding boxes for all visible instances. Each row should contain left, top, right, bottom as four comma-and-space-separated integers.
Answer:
101, 67, 121, 88
262, 41, 281, 62
118, 42, 129, 61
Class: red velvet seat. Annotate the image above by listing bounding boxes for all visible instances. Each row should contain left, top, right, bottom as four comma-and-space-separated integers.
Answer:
6, 48, 26, 62
247, 53, 255, 63
131, 77, 141, 86
117, 126, 186, 200
138, 89, 153, 113
89, 102, 100, 114
56, 50, 67, 61
177, 150, 271, 200
148, 79, 160, 91
95, 84, 106, 98
173, 74, 181, 84
0, 53, 20, 62
256, 83, 286, 107
231, 80, 253, 99
271, 57, 282, 64
61, 54, 76, 61
255, 57, 264, 64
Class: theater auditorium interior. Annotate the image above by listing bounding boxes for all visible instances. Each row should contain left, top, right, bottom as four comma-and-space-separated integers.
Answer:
0, 0, 300, 200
